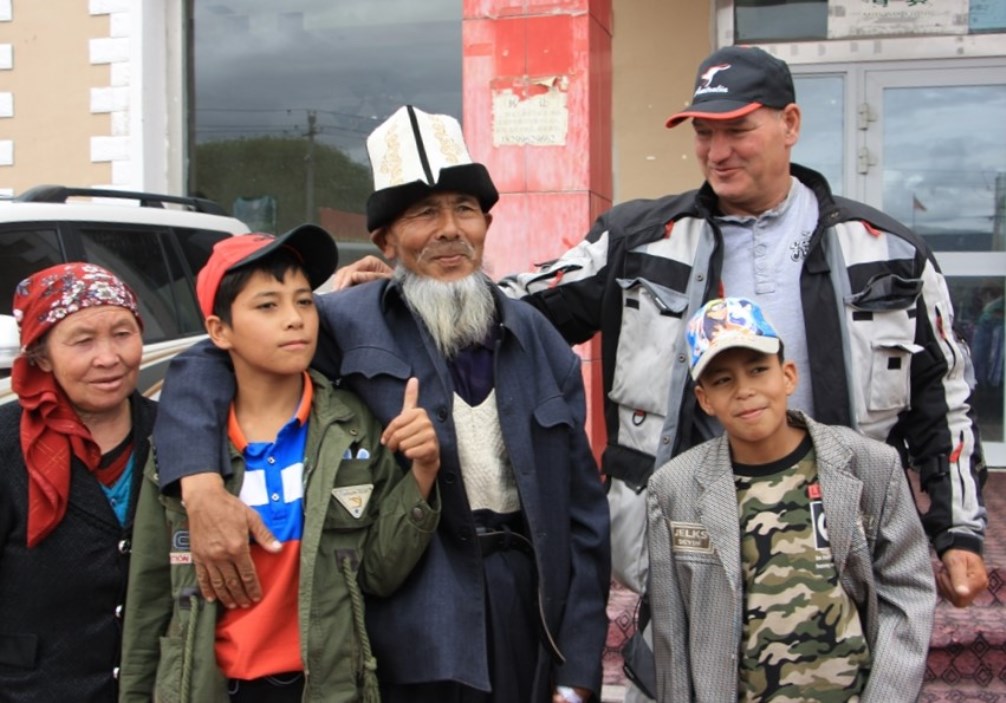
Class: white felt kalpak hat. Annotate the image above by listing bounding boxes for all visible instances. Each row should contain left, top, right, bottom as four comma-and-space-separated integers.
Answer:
365, 105, 498, 232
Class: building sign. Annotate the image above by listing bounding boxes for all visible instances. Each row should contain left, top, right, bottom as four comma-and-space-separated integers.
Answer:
492, 77, 569, 147
828, 0, 969, 38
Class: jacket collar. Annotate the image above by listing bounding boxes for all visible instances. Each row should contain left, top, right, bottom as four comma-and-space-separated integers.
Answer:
304, 369, 356, 426
695, 409, 862, 579
224, 369, 356, 466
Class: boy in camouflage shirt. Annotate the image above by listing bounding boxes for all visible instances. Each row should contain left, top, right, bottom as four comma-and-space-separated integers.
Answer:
646, 297, 936, 702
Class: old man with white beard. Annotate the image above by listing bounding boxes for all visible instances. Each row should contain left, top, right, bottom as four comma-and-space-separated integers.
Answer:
151, 106, 612, 703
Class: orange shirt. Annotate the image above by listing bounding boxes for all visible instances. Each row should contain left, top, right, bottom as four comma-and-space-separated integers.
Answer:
215, 374, 312, 679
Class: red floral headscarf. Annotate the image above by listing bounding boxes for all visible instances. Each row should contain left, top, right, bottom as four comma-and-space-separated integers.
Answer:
11, 263, 143, 547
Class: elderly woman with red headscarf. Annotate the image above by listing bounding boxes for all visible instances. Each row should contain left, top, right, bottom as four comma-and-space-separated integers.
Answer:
0, 263, 156, 702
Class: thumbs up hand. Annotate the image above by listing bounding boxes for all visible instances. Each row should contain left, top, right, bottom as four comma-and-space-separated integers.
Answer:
381, 377, 440, 496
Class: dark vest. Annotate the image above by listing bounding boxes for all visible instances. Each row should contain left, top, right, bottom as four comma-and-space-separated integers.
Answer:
0, 394, 155, 702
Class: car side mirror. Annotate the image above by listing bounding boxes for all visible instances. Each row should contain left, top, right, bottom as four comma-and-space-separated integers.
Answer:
0, 314, 19, 373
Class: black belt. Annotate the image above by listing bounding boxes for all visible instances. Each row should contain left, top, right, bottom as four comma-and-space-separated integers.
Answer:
475, 525, 534, 557
228, 672, 304, 702
475, 524, 565, 665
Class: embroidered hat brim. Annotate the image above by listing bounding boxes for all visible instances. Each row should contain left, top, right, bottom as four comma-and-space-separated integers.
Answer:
365, 162, 498, 232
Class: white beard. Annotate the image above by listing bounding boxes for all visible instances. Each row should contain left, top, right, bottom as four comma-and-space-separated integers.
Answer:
395, 267, 496, 359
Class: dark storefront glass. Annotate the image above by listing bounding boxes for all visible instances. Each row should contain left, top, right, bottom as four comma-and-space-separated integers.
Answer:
189, 2, 462, 262
734, 0, 828, 42
950, 276, 1005, 444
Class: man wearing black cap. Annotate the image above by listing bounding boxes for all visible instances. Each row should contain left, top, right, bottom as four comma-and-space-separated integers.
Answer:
151, 106, 611, 703
498, 45, 989, 702
506, 43, 987, 606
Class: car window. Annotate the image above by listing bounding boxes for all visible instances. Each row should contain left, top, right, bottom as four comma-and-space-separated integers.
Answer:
172, 227, 232, 332
0, 227, 65, 315
175, 227, 231, 278
79, 226, 191, 344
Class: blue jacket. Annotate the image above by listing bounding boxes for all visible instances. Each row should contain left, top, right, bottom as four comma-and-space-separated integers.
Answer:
153, 281, 612, 698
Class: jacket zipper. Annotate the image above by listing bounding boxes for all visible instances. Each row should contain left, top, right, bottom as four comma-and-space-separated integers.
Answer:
298, 418, 337, 696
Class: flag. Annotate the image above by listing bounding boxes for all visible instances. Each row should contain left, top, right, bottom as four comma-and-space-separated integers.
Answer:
912, 194, 927, 212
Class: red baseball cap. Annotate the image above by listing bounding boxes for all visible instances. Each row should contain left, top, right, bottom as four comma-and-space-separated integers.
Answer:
196, 224, 338, 319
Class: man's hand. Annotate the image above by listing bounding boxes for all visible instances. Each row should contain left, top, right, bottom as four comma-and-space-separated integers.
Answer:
553, 685, 592, 703
936, 548, 989, 607
180, 473, 281, 608
331, 255, 393, 290
380, 378, 440, 497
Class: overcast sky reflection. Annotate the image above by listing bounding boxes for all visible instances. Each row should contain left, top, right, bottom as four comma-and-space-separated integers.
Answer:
194, 2, 462, 164
793, 76, 1005, 248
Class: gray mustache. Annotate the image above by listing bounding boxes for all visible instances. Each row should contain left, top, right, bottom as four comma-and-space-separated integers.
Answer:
418, 242, 476, 261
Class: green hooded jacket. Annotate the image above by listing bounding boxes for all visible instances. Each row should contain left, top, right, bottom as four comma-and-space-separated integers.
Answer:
119, 371, 440, 703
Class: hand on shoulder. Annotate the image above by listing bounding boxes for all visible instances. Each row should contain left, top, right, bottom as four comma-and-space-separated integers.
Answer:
331, 255, 393, 290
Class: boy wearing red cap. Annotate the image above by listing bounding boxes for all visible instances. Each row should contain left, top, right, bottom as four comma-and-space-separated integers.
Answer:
120, 227, 441, 703
646, 297, 935, 703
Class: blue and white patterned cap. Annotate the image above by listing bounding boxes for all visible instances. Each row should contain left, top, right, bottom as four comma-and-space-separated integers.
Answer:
686, 297, 781, 380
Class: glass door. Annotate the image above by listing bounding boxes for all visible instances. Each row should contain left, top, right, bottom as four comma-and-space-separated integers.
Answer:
792, 72, 849, 197
862, 64, 1006, 465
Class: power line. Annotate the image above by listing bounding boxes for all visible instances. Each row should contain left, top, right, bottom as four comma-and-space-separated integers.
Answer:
196, 121, 370, 136
197, 106, 380, 122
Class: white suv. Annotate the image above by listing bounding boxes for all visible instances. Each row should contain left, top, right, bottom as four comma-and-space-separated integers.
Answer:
0, 186, 250, 404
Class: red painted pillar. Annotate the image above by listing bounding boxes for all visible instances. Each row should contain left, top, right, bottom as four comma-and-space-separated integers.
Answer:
462, 0, 612, 460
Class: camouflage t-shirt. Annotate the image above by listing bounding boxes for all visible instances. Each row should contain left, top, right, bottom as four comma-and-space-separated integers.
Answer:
734, 435, 871, 702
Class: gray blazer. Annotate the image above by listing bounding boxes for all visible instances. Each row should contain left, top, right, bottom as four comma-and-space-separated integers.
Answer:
646, 412, 935, 703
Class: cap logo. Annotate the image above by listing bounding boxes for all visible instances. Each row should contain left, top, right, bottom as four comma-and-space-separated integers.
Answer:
694, 64, 731, 97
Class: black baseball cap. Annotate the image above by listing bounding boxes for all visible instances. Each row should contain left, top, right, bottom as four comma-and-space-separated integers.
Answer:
666, 46, 795, 128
